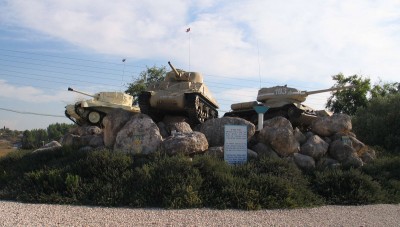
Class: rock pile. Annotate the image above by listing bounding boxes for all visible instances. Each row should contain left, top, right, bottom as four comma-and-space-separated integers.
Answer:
51, 109, 375, 170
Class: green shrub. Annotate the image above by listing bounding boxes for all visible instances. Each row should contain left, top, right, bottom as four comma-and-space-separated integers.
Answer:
362, 156, 400, 203
193, 155, 235, 209
312, 168, 384, 205
353, 94, 400, 151
130, 155, 203, 208
75, 149, 133, 206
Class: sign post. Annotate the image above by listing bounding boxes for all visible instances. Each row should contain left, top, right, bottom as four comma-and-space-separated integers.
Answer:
253, 105, 269, 131
224, 125, 248, 165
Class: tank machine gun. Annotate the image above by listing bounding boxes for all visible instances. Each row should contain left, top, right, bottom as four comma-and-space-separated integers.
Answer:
65, 87, 140, 127
224, 85, 354, 128
138, 61, 219, 125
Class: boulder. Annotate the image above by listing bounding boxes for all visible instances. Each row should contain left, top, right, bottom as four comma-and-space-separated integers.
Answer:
311, 114, 352, 137
114, 114, 163, 154
33, 141, 62, 153
160, 115, 192, 137
294, 128, 307, 145
358, 146, 376, 163
199, 117, 255, 147
103, 108, 138, 148
259, 117, 300, 157
317, 157, 340, 169
161, 131, 208, 156
293, 153, 315, 170
247, 149, 258, 159
251, 142, 279, 159
157, 122, 169, 138
328, 139, 356, 162
69, 126, 102, 136
206, 146, 224, 158
343, 153, 364, 168
62, 133, 104, 148
300, 135, 329, 160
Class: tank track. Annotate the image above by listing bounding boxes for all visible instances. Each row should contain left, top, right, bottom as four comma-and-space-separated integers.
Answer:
138, 92, 163, 122
185, 93, 218, 125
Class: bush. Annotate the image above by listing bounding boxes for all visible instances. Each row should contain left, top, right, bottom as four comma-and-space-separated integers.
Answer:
362, 156, 400, 203
353, 94, 400, 151
129, 155, 203, 208
75, 149, 133, 206
193, 155, 235, 209
312, 168, 384, 205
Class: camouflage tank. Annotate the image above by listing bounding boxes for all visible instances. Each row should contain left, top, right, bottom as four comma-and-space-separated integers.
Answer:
224, 85, 354, 127
65, 87, 140, 127
138, 61, 219, 125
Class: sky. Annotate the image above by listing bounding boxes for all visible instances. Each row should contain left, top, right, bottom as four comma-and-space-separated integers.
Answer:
0, 0, 399, 131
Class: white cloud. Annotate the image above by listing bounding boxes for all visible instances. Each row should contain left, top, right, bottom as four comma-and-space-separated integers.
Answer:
2, 0, 400, 85
0, 80, 71, 103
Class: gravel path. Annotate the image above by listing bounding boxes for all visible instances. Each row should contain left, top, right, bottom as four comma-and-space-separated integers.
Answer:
0, 201, 399, 226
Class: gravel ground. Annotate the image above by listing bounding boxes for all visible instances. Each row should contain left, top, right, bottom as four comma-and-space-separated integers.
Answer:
0, 201, 399, 226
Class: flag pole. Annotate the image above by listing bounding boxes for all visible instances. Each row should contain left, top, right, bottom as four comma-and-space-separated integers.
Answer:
186, 27, 191, 71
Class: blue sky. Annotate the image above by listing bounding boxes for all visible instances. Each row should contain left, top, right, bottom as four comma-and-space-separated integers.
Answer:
1, 0, 400, 130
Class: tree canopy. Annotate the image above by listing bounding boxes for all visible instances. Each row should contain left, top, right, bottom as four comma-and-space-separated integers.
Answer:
125, 65, 166, 104
326, 74, 371, 115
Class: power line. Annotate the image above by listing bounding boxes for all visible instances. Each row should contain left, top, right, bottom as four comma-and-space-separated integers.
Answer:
0, 107, 65, 117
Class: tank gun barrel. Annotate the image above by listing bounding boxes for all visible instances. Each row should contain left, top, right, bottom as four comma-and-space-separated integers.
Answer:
168, 61, 182, 78
68, 87, 96, 98
305, 85, 355, 95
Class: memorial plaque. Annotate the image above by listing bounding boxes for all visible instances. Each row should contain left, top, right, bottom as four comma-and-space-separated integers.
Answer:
224, 125, 247, 164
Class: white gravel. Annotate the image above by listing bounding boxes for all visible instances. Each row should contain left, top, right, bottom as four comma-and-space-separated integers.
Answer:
0, 201, 399, 226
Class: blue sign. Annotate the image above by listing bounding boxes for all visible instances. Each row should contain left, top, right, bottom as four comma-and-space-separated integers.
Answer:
253, 105, 269, 114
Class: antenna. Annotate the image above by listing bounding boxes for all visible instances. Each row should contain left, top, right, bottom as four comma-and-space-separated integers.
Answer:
186, 27, 191, 71
122, 58, 126, 91
257, 40, 261, 89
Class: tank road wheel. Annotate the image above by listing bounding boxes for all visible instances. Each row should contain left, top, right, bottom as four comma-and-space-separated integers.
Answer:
88, 111, 101, 124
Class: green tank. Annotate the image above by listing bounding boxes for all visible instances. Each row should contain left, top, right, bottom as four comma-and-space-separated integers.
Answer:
65, 87, 140, 127
138, 61, 219, 125
224, 85, 354, 127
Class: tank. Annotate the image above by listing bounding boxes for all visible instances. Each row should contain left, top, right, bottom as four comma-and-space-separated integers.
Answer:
224, 85, 354, 128
138, 61, 219, 125
65, 87, 140, 127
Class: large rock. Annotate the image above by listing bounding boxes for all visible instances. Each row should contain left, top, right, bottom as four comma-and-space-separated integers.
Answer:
114, 114, 163, 154
300, 135, 329, 160
259, 117, 300, 157
33, 141, 62, 153
311, 114, 352, 137
103, 108, 138, 148
69, 126, 102, 136
251, 142, 279, 159
206, 146, 224, 158
317, 157, 340, 169
293, 153, 315, 170
199, 117, 255, 147
328, 139, 356, 162
62, 133, 104, 148
294, 128, 307, 145
161, 131, 208, 155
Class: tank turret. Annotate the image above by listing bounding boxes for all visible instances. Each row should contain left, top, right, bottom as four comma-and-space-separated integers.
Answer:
138, 61, 219, 126
65, 87, 140, 127
224, 85, 354, 128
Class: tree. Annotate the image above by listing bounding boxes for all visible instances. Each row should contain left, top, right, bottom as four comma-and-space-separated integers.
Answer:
326, 74, 371, 115
353, 93, 400, 151
125, 65, 167, 104
47, 123, 74, 141
370, 81, 399, 98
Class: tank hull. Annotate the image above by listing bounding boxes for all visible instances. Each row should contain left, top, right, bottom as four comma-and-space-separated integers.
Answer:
224, 103, 318, 129
65, 91, 139, 127
139, 65, 219, 126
